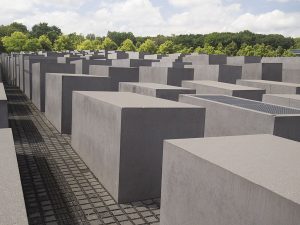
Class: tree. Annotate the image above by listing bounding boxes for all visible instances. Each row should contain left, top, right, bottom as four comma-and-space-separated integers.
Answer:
282, 49, 296, 57
214, 43, 225, 55
31, 22, 62, 43
294, 37, 300, 49
195, 43, 215, 54
2, 31, 28, 52
23, 38, 42, 51
101, 37, 118, 50
157, 40, 175, 54
173, 44, 193, 54
0, 22, 28, 38
118, 39, 136, 51
76, 39, 102, 50
53, 35, 73, 51
138, 39, 157, 54
107, 31, 136, 46
67, 33, 85, 49
38, 35, 52, 51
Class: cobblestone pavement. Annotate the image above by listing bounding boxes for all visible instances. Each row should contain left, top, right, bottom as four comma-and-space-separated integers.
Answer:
5, 85, 160, 225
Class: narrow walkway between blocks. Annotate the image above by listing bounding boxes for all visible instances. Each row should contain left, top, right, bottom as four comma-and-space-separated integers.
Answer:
5, 84, 160, 225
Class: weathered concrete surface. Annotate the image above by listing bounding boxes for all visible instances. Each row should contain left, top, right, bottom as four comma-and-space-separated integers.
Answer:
241, 63, 283, 81
227, 56, 262, 65
45, 73, 111, 134
112, 59, 157, 67
32, 62, 75, 112
89, 65, 139, 91
183, 54, 227, 65
119, 82, 196, 101
237, 80, 300, 94
161, 134, 300, 225
0, 128, 29, 225
71, 92, 205, 203
185, 64, 242, 84
139, 67, 194, 87
179, 94, 300, 141
71, 59, 112, 74
0, 83, 8, 128
182, 80, 266, 101
263, 94, 300, 109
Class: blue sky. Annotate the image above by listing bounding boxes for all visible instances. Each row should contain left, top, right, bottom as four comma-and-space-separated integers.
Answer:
1, 0, 300, 36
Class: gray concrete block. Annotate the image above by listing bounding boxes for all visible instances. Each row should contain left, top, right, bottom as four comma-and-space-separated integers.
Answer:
160, 134, 300, 225
112, 59, 157, 67
119, 82, 196, 101
0, 83, 8, 128
71, 92, 205, 203
0, 128, 29, 225
241, 63, 282, 81
185, 64, 242, 84
152, 61, 192, 68
107, 51, 129, 59
183, 54, 227, 65
139, 67, 194, 87
45, 73, 111, 134
32, 62, 75, 112
89, 66, 139, 91
263, 94, 300, 109
71, 59, 112, 74
182, 80, 265, 101
57, 56, 81, 64
179, 94, 300, 141
237, 80, 300, 94
227, 56, 261, 65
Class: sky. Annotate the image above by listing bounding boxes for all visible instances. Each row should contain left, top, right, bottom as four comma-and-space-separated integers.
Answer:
1, 0, 300, 37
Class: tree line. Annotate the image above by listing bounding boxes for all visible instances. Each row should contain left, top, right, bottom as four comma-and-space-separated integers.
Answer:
0, 22, 299, 57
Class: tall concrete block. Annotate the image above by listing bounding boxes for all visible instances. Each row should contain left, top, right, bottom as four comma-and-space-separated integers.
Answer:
112, 59, 157, 67
179, 94, 300, 141
119, 82, 196, 101
227, 56, 261, 65
71, 92, 205, 203
263, 94, 300, 109
0, 83, 8, 128
161, 134, 300, 225
182, 80, 266, 101
107, 51, 129, 59
237, 80, 300, 94
183, 54, 227, 65
32, 62, 75, 112
241, 63, 282, 81
0, 128, 29, 225
89, 66, 139, 91
45, 73, 111, 134
71, 59, 112, 74
139, 67, 194, 87
185, 64, 242, 84
57, 56, 81, 64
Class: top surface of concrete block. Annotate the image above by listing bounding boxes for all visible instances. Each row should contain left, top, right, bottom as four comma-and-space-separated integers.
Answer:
183, 80, 263, 91
0, 83, 7, 101
75, 91, 200, 109
241, 80, 300, 87
46, 73, 107, 78
166, 134, 300, 204
122, 82, 192, 90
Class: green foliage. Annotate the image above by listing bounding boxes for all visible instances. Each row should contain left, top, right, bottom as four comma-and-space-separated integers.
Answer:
101, 37, 118, 50
294, 37, 300, 49
118, 39, 136, 51
138, 39, 157, 54
23, 38, 42, 51
76, 39, 102, 51
53, 35, 74, 51
157, 40, 175, 54
2, 31, 28, 52
173, 44, 193, 54
31, 22, 62, 43
67, 33, 85, 49
38, 35, 52, 51
282, 49, 296, 57
225, 41, 238, 56
107, 31, 136, 46
195, 43, 215, 54
0, 22, 28, 38
172, 34, 204, 49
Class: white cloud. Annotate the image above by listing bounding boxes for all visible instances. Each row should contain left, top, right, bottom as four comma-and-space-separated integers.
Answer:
1, 0, 299, 37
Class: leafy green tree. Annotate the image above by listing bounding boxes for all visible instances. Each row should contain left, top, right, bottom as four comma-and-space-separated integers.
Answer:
282, 49, 296, 57
76, 39, 102, 50
107, 31, 136, 46
2, 31, 28, 52
23, 38, 42, 51
67, 33, 85, 49
157, 40, 175, 54
101, 37, 118, 50
214, 43, 225, 55
138, 39, 157, 54
225, 41, 238, 56
53, 35, 73, 51
38, 35, 52, 51
0, 22, 28, 38
294, 37, 300, 49
195, 43, 215, 54
31, 22, 62, 43
118, 39, 136, 51
173, 44, 193, 54
86, 33, 96, 40
172, 34, 204, 49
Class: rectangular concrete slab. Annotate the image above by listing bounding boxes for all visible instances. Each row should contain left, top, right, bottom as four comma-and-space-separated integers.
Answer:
0, 83, 8, 128
139, 67, 194, 87
71, 92, 205, 203
179, 94, 300, 141
237, 79, 300, 94
241, 63, 282, 81
263, 94, 300, 109
45, 73, 111, 134
160, 134, 300, 225
182, 80, 266, 101
183, 54, 227, 65
0, 128, 29, 225
111, 59, 157, 67
71, 59, 112, 74
227, 56, 261, 65
119, 82, 196, 101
